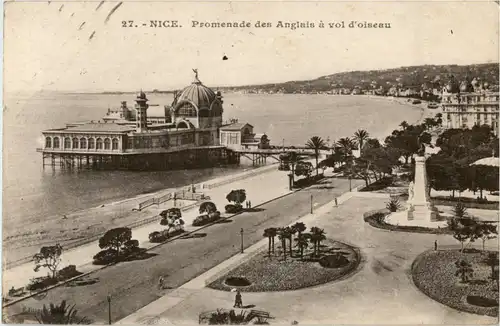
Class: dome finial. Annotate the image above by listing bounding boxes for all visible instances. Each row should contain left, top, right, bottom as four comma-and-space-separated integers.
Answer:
192, 68, 201, 84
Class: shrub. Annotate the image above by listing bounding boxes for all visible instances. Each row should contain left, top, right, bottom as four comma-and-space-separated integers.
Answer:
386, 197, 402, 212
192, 212, 222, 227
92, 249, 118, 265
454, 202, 468, 218
56, 265, 81, 281
26, 276, 58, 292
319, 253, 350, 268
225, 204, 242, 214
148, 231, 161, 243
359, 176, 394, 192
467, 295, 499, 308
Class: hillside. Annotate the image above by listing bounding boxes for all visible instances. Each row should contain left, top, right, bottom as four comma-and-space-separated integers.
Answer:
218, 63, 499, 94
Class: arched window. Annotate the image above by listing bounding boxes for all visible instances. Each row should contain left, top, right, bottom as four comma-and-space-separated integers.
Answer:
64, 137, 71, 149
104, 138, 111, 150
177, 121, 189, 129
72, 138, 79, 149
112, 138, 119, 150
88, 138, 95, 149
96, 138, 103, 150
45, 137, 52, 148
53, 137, 60, 148
80, 138, 87, 149
177, 103, 197, 117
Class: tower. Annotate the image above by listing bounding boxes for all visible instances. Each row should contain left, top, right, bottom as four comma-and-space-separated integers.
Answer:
135, 90, 149, 132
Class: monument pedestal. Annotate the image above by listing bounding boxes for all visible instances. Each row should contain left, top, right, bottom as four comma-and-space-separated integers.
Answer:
407, 155, 439, 222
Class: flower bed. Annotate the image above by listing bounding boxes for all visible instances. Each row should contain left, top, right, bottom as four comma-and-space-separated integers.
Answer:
412, 250, 499, 317
363, 210, 451, 234
208, 240, 360, 292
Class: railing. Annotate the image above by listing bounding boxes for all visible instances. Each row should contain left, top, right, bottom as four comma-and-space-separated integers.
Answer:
204, 165, 277, 189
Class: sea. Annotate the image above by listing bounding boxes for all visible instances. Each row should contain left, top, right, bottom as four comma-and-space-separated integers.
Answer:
2, 91, 422, 240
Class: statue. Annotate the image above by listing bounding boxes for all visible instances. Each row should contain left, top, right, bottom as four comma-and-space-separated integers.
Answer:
192, 68, 198, 79
408, 181, 415, 202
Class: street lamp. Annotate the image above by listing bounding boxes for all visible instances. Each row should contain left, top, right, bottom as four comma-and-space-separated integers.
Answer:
349, 175, 352, 192
310, 194, 313, 214
107, 295, 111, 325
240, 228, 244, 253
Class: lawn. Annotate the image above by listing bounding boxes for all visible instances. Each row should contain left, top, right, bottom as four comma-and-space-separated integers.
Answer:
208, 239, 360, 292
412, 250, 499, 317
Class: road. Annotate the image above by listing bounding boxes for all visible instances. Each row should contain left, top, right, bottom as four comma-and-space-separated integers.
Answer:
4, 177, 364, 324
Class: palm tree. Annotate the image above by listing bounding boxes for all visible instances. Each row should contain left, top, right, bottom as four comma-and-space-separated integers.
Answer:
29, 300, 92, 324
282, 151, 303, 189
336, 137, 355, 164
268, 227, 278, 254
454, 259, 474, 283
292, 222, 307, 240
305, 136, 327, 175
283, 226, 295, 258
277, 228, 288, 260
294, 235, 309, 260
263, 228, 274, 258
354, 129, 370, 154
310, 227, 326, 257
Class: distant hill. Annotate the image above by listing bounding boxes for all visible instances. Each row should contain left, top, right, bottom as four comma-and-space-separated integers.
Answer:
217, 63, 499, 94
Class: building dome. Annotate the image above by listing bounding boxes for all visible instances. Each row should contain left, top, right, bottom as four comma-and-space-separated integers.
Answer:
177, 81, 217, 110
176, 70, 218, 110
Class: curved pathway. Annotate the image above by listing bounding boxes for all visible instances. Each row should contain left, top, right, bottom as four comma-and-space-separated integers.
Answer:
154, 196, 498, 325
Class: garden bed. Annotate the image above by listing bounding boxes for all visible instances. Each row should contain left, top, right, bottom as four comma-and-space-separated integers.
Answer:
431, 196, 499, 210
412, 250, 499, 317
208, 239, 360, 292
363, 210, 451, 234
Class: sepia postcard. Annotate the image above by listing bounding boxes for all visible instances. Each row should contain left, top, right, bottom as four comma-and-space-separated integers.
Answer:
2, 0, 500, 324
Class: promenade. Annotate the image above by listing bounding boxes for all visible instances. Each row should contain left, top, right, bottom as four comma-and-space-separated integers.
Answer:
4, 166, 361, 323
119, 194, 498, 325
2, 164, 288, 292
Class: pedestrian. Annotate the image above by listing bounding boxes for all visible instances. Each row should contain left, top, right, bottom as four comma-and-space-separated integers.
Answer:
158, 276, 164, 290
335, 198, 338, 206
434, 240, 438, 251
249, 201, 252, 208
234, 290, 243, 308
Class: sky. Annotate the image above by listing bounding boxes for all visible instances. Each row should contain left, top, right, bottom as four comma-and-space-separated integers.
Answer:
4, 0, 499, 93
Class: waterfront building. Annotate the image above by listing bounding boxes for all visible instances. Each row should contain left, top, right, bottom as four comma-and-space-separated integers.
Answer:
220, 122, 270, 150
441, 77, 500, 135
39, 71, 249, 170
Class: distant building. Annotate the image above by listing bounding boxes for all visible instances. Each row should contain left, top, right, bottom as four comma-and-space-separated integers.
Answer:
441, 76, 499, 135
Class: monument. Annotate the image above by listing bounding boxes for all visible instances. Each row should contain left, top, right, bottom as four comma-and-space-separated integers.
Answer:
407, 154, 439, 221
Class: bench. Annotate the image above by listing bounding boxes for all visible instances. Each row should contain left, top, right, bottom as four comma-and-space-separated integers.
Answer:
248, 309, 271, 322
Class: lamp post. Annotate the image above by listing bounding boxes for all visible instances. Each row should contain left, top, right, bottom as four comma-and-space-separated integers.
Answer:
310, 194, 313, 214
107, 295, 111, 325
240, 228, 244, 253
349, 175, 352, 192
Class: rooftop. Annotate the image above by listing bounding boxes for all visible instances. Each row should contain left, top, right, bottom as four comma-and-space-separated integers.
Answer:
66, 123, 136, 133
220, 122, 253, 131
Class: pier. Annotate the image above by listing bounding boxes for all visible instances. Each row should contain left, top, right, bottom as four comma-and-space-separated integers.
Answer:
37, 146, 239, 171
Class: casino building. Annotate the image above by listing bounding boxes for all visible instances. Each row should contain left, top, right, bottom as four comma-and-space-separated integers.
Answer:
39, 71, 264, 170
441, 76, 500, 135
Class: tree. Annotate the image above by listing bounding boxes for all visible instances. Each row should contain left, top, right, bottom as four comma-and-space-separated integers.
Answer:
98, 227, 132, 258
226, 189, 246, 206
268, 227, 278, 254
454, 260, 474, 283
280, 151, 303, 189
277, 228, 288, 260
477, 222, 498, 251
305, 136, 327, 175
295, 161, 313, 179
291, 222, 307, 240
294, 235, 309, 260
30, 300, 92, 324
447, 208, 480, 253
263, 228, 274, 258
336, 137, 356, 164
199, 201, 217, 215
309, 227, 326, 257
33, 244, 63, 280
160, 208, 181, 220
483, 252, 499, 287
354, 129, 370, 155
399, 121, 409, 130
